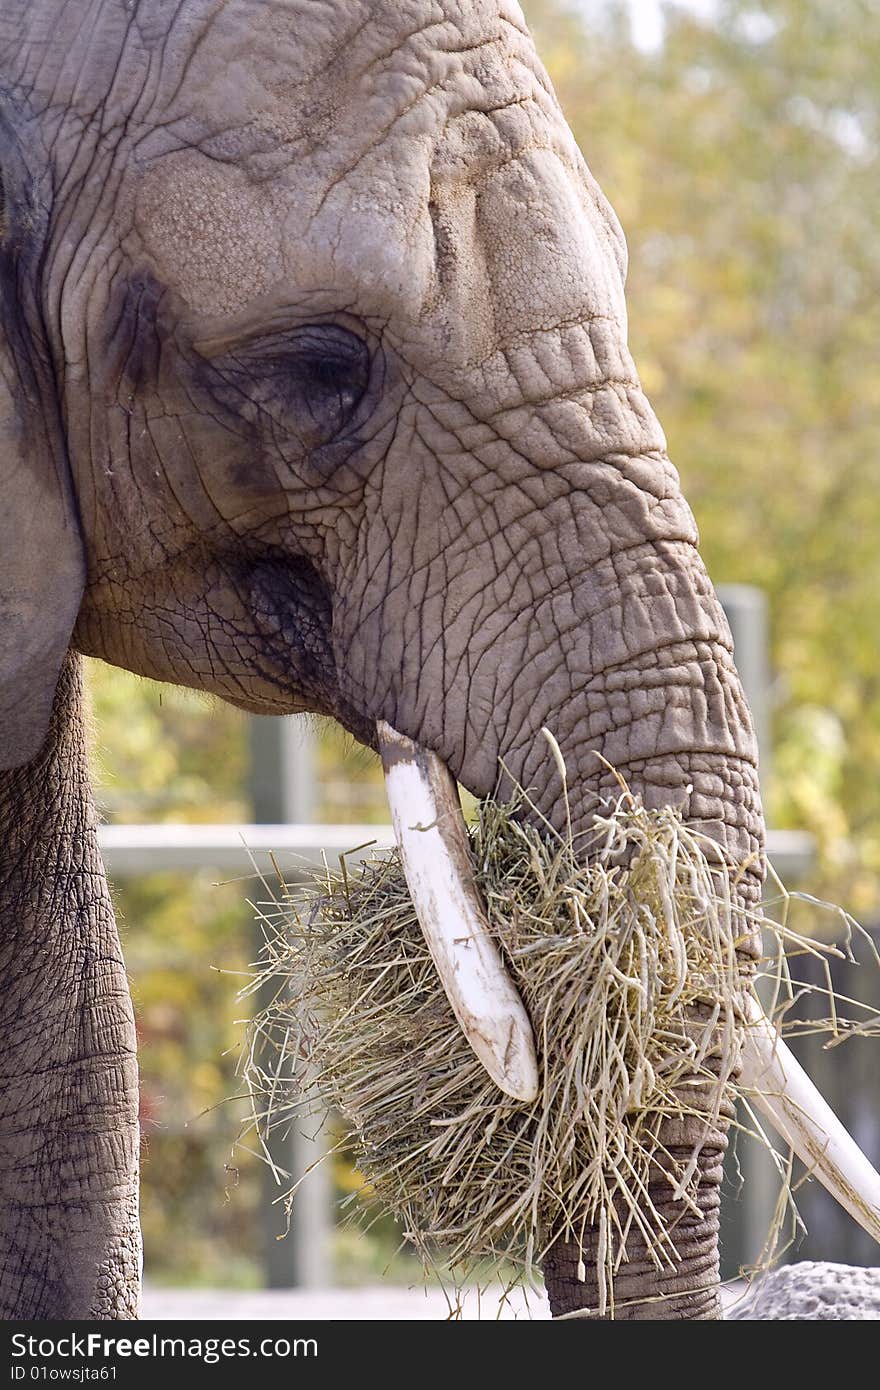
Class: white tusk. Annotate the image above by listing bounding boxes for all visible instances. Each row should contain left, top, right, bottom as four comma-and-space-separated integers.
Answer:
741, 993, 880, 1244
376, 720, 539, 1103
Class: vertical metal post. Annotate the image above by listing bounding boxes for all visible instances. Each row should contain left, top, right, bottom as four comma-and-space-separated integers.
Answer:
716, 585, 778, 1276
248, 714, 331, 1288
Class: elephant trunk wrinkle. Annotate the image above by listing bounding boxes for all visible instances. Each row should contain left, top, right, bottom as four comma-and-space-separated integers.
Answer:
542, 1084, 735, 1320
496, 641, 762, 1319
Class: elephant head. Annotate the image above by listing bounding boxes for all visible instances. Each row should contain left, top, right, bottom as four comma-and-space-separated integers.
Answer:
1, 0, 877, 1320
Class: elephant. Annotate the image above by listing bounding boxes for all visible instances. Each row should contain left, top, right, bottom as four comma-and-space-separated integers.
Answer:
0, 0, 877, 1321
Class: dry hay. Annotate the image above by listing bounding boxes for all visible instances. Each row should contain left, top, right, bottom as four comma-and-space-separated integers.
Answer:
239, 766, 879, 1311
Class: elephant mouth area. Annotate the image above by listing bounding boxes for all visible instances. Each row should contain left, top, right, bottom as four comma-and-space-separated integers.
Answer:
75, 546, 377, 740
373, 720, 880, 1241
233, 553, 372, 739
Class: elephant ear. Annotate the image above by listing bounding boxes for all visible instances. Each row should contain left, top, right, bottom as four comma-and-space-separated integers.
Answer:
0, 123, 85, 771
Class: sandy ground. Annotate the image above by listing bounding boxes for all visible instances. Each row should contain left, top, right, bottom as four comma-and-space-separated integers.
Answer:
141, 1285, 548, 1320
141, 1284, 745, 1320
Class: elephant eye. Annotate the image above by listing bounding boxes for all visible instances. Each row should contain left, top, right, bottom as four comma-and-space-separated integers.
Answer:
288, 327, 370, 428
214, 323, 372, 455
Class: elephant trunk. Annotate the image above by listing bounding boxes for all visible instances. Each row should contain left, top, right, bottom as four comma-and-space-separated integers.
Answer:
376, 465, 880, 1314
542, 1128, 729, 1320
538, 750, 754, 1321
0, 654, 140, 1319
530, 577, 763, 1314
375, 549, 765, 1318
525, 573, 762, 1317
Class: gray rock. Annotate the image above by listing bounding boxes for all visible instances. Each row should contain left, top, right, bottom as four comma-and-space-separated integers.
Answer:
727, 1262, 880, 1320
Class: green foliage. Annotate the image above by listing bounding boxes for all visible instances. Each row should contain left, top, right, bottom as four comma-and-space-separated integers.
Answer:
85, 662, 389, 1284
524, 0, 880, 910
125, 870, 260, 1286
88, 670, 247, 823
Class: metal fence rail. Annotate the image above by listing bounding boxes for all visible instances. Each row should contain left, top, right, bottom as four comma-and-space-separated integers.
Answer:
98, 822, 392, 876
97, 822, 814, 881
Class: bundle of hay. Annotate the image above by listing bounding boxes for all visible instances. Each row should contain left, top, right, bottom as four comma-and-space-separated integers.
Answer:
241, 783, 876, 1303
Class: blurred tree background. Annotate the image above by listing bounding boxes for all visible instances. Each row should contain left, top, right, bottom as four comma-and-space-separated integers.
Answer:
88, 679, 389, 1286
86, 0, 880, 1285
525, 0, 880, 906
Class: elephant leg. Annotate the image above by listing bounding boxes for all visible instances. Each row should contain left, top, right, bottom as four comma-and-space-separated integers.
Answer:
0, 654, 140, 1319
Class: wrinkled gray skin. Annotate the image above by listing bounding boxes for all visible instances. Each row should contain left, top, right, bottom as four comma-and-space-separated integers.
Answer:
0, 1, 763, 1319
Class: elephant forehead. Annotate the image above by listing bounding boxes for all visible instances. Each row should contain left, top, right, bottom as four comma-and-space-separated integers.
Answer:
131, 142, 437, 321
134, 159, 290, 319
122, 0, 544, 163
1, 0, 531, 87
128, 0, 625, 341
149, 0, 534, 133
